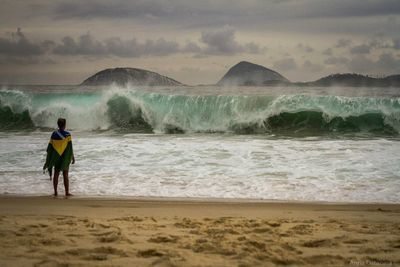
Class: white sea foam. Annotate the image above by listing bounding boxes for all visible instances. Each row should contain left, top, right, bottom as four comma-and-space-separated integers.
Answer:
0, 132, 399, 203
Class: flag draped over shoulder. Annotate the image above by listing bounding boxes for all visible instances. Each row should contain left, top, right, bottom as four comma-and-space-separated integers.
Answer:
44, 130, 73, 173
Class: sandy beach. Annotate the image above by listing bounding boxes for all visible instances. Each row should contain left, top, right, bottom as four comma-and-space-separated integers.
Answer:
0, 196, 398, 266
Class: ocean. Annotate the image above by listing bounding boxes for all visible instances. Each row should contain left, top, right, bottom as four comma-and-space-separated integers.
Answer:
1, 85, 399, 203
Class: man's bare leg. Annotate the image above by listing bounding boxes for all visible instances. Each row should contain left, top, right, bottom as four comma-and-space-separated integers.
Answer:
63, 169, 72, 196
53, 171, 60, 196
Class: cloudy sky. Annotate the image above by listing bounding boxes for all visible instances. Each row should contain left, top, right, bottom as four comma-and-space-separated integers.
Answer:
0, 0, 400, 85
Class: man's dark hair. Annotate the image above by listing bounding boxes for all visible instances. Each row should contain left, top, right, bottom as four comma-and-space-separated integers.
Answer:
57, 118, 66, 129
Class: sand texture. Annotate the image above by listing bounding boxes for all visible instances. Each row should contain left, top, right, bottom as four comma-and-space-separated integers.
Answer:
0, 196, 399, 266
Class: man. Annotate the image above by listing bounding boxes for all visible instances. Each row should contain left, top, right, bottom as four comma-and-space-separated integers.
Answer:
43, 118, 75, 196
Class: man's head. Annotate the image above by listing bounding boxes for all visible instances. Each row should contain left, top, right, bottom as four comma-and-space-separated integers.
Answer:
57, 118, 66, 130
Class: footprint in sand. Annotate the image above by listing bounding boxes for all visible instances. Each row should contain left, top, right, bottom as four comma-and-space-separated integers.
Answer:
34, 259, 66, 267
98, 232, 121, 243
56, 219, 77, 226
387, 239, 400, 249
89, 226, 123, 243
148, 235, 179, 243
302, 238, 337, 248
343, 238, 368, 244
205, 227, 239, 237
37, 237, 64, 246
252, 227, 272, 234
137, 249, 165, 258
174, 218, 201, 229
289, 224, 314, 235
191, 241, 236, 256
115, 216, 143, 222
65, 246, 127, 261
266, 221, 281, 228
245, 240, 266, 251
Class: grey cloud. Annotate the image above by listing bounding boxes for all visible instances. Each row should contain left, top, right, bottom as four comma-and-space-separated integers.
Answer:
42, 1, 400, 39
41, 40, 56, 50
375, 53, 400, 72
348, 53, 400, 74
348, 37, 394, 55
183, 42, 202, 53
244, 42, 264, 54
54, 34, 106, 55
336, 39, 352, 48
296, 0, 400, 18
367, 36, 391, 49
199, 26, 263, 55
2, 1, 400, 40
140, 38, 180, 56
324, 56, 349, 65
1, 0, 400, 43
101, 37, 137, 57
322, 48, 333, 56
350, 44, 371, 54
0, 28, 46, 56
273, 58, 298, 71
0, 55, 56, 65
0, 28, 56, 66
200, 26, 243, 55
53, 1, 179, 20
51, 1, 400, 21
0, 55, 40, 65
348, 55, 375, 73
305, 46, 314, 53
392, 38, 400, 49
297, 43, 314, 53
53, 33, 180, 57
302, 60, 323, 72
7, 28, 262, 59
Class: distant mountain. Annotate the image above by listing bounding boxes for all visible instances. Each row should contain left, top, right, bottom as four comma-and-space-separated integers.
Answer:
217, 62, 400, 87
303, 73, 400, 87
80, 66, 400, 88
217, 61, 289, 86
81, 68, 184, 86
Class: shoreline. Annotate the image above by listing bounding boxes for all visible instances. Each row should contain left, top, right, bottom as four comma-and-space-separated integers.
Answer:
2, 194, 399, 205
1, 196, 399, 266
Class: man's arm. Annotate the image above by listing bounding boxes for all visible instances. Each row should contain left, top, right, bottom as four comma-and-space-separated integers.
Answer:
70, 139, 75, 164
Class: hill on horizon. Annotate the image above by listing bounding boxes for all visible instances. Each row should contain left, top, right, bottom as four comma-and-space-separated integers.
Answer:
79, 63, 400, 88
217, 61, 289, 86
302, 73, 400, 87
81, 68, 184, 86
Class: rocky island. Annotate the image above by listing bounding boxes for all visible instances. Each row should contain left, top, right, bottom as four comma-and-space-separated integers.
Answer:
217, 61, 289, 86
81, 67, 184, 86
217, 61, 400, 87
80, 63, 400, 87
302, 73, 400, 87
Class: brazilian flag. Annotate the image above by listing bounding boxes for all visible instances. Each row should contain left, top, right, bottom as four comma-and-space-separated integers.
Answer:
44, 130, 74, 176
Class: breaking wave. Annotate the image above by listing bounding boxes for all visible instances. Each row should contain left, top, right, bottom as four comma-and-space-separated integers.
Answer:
1, 88, 400, 135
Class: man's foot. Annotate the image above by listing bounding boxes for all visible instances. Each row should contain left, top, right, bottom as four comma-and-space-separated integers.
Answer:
53, 193, 58, 197
65, 193, 73, 197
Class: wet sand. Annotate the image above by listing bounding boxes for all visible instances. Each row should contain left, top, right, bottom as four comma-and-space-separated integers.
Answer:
0, 196, 399, 266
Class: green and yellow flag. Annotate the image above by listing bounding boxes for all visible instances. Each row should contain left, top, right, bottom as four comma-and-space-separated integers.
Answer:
44, 130, 74, 175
